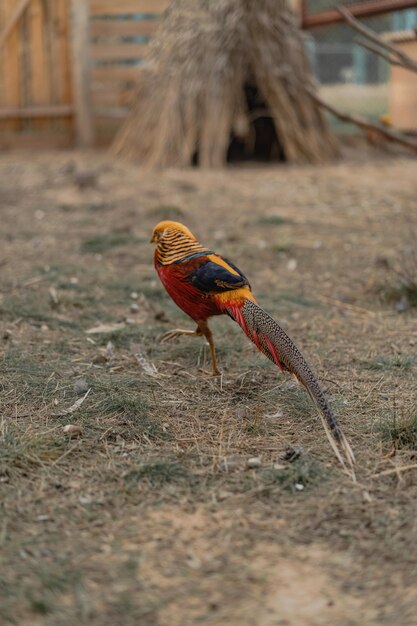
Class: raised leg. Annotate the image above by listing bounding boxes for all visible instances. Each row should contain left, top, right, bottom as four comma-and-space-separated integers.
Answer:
197, 320, 220, 376
160, 327, 202, 343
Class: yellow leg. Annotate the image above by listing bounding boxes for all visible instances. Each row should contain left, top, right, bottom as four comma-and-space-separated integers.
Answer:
160, 322, 220, 376
197, 320, 220, 377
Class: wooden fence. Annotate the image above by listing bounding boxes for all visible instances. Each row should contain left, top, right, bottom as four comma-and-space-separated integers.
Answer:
90, 0, 169, 145
0, 0, 73, 148
302, 0, 417, 28
0, 0, 169, 149
3, 0, 412, 149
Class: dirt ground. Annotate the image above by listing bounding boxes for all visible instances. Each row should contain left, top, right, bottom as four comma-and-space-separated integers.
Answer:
0, 150, 416, 626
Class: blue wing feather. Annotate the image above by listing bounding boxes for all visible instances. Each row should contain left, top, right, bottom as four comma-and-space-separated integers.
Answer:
189, 257, 250, 293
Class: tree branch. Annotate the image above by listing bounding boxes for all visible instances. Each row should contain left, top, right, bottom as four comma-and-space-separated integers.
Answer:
306, 88, 417, 154
356, 38, 406, 69
337, 5, 417, 74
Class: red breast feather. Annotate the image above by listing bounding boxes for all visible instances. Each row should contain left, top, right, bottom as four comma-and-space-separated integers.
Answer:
157, 258, 221, 322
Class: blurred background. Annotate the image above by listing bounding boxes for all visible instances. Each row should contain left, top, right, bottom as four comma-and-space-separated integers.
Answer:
0, 0, 416, 153
1, 4, 417, 624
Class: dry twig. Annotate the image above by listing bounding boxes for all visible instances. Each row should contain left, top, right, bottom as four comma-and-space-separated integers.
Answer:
337, 5, 417, 74
373, 463, 417, 478
307, 88, 417, 154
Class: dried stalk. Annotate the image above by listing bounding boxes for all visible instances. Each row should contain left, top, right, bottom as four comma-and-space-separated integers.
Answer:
356, 38, 410, 69
308, 88, 417, 154
337, 5, 417, 74
113, 0, 337, 168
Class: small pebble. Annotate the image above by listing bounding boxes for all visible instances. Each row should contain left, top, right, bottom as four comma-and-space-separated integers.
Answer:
281, 447, 303, 462
79, 496, 93, 505
154, 310, 169, 322
217, 490, 232, 501
49, 287, 59, 305
92, 354, 107, 364
246, 457, 262, 469
74, 170, 97, 190
73, 379, 89, 395
105, 341, 115, 359
236, 406, 249, 420
295, 483, 304, 491
36, 515, 49, 522
218, 456, 242, 473
63, 424, 83, 437
130, 303, 140, 313
395, 296, 409, 313
130, 292, 139, 300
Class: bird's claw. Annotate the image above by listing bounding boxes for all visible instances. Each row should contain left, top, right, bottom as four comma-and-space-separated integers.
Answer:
159, 329, 193, 343
159, 330, 181, 343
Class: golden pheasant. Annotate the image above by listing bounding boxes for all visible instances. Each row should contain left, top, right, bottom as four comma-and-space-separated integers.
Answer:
151, 220, 354, 469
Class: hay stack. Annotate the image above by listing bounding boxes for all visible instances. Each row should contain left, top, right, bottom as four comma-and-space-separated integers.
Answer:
112, 0, 338, 167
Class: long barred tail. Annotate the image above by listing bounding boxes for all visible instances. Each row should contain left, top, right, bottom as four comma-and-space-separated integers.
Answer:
225, 299, 355, 471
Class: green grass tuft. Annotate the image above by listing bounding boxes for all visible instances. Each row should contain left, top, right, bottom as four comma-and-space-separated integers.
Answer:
271, 240, 294, 254
376, 283, 417, 309
257, 215, 289, 226
279, 292, 318, 308
0, 293, 80, 329
95, 325, 146, 348
96, 387, 148, 417
124, 460, 188, 488
29, 597, 53, 616
275, 385, 316, 421
375, 246, 417, 310
260, 454, 327, 492
1, 348, 68, 402
0, 431, 68, 477
87, 377, 167, 440
363, 355, 416, 371
80, 232, 145, 254
379, 404, 417, 451
148, 205, 185, 221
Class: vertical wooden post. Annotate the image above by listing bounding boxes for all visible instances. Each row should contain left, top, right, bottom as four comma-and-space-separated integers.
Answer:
0, 0, 31, 49
300, 0, 307, 28
71, 0, 94, 146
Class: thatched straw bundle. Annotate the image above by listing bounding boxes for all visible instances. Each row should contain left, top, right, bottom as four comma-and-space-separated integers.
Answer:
112, 0, 338, 167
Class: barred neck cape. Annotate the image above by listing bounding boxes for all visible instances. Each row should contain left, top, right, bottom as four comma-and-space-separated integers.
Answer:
155, 228, 210, 265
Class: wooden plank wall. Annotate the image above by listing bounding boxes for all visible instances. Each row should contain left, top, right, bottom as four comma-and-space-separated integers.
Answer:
90, 0, 170, 144
0, 0, 169, 149
0, 0, 73, 148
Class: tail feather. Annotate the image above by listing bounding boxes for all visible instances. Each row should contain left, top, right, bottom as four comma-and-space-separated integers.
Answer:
225, 299, 355, 471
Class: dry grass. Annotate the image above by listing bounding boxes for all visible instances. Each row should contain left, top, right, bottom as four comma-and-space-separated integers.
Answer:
0, 151, 417, 625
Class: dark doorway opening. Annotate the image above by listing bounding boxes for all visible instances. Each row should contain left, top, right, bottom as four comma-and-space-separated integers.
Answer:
227, 84, 286, 163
